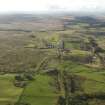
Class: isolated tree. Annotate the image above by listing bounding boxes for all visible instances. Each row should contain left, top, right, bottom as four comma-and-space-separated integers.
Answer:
69, 76, 76, 93
60, 40, 65, 49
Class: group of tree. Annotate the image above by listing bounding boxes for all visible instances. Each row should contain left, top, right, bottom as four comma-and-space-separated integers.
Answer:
88, 37, 105, 66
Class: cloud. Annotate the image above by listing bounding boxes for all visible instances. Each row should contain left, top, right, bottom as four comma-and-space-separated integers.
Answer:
0, 0, 104, 13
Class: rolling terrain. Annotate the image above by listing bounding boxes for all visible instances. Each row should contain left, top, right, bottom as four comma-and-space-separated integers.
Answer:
0, 14, 105, 105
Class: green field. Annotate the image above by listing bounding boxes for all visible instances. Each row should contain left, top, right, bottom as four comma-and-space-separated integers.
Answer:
0, 74, 23, 105
19, 74, 59, 105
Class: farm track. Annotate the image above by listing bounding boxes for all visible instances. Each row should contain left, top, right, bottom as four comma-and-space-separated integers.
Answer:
56, 70, 72, 105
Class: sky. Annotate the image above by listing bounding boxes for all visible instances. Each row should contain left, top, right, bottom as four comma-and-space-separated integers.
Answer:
0, 0, 105, 13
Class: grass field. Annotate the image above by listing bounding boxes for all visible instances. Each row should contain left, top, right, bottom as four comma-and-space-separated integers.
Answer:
19, 74, 59, 105
0, 74, 23, 105
57, 60, 105, 94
